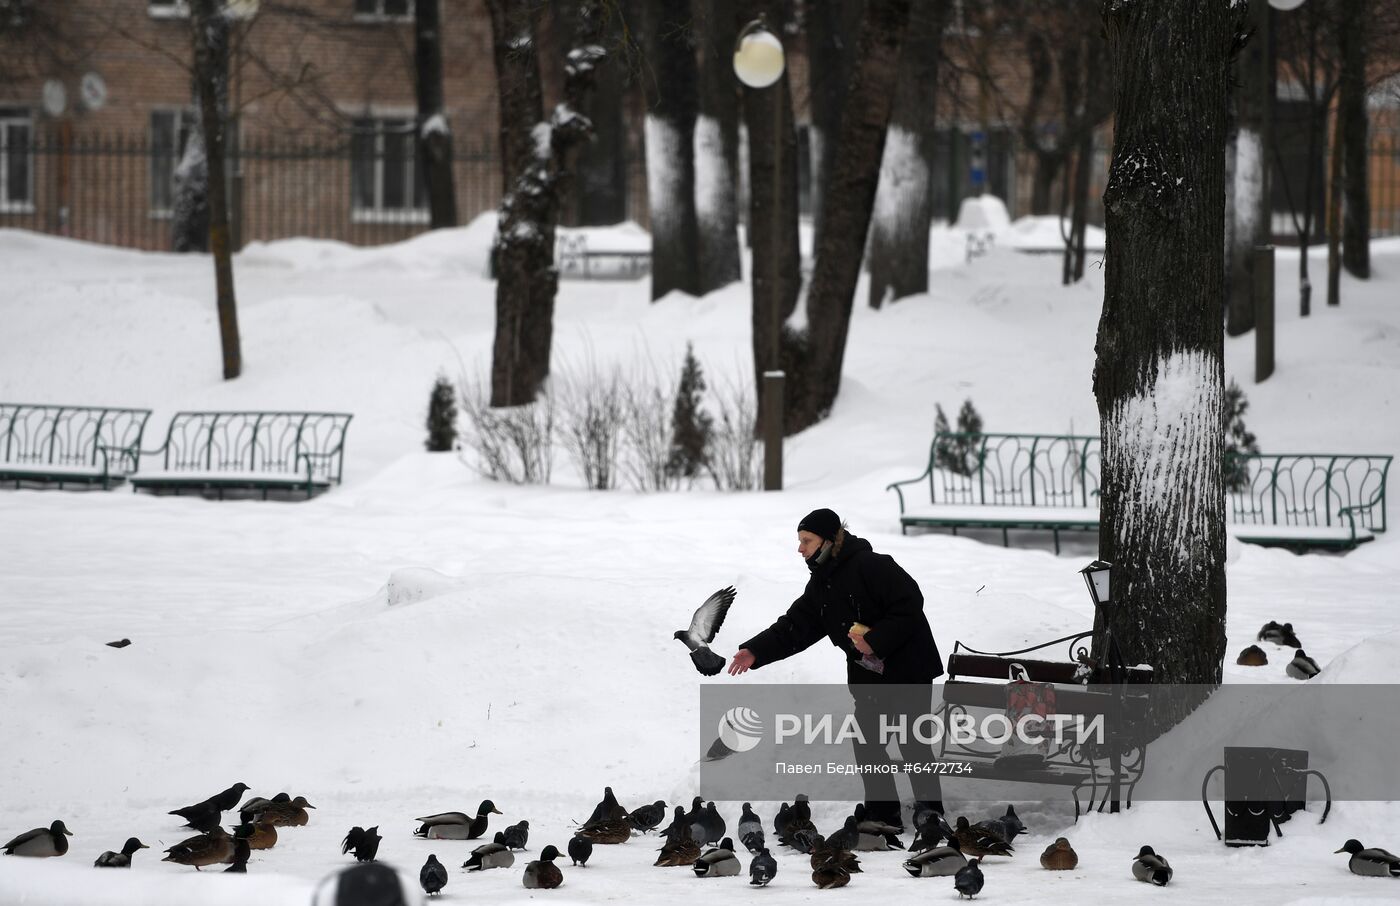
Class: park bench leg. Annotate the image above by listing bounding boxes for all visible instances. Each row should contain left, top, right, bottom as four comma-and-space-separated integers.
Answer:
1053, 529, 1061, 555
1002, 527, 1009, 547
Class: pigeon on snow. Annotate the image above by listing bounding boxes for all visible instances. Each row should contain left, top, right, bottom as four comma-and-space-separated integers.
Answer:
673, 586, 737, 676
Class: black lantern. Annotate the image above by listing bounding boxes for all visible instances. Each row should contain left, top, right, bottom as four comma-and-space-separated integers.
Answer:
1079, 559, 1113, 607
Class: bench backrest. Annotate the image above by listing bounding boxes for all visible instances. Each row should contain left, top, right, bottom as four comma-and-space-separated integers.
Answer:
151, 411, 353, 482
1225, 452, 1391, 533
929, 432, 1101, 508
0, 403, 152, 472
925, 432, 1390, 533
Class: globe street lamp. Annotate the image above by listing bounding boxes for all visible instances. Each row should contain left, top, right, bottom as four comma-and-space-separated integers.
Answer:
734, 16, 786, 491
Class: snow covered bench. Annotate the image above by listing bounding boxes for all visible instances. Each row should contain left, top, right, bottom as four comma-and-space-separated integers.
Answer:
554, 228, 651, 280
939, 632, 1155, 819
0, 403, 153, 490
130, 411, 353, 500
887, 433, 1391, 553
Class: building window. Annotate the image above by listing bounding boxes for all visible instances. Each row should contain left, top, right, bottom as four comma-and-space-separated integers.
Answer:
147, 0, 189, 18
350, 117, 426, 222
354, 0, 412, 21
0, 107, 34, 213
150, 109, 196, 216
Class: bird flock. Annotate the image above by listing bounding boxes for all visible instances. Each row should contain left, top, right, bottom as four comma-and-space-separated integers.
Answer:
1239, 621, 1323, 679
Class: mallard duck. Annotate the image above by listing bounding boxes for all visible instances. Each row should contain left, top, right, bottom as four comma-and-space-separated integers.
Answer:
522, 844, 564, 889
902, 837, 967, 877
749, 847, 777, 886
257, 795, 316, 827
811, 856, 852, 889
694, 837, 741, 877
628, 800, 667, 833
94, 837, 148, 867
1132, 845, 1172, 885
162, 827, 234, 870
955, 856, 985, 898
3, 820, 72, 857
1257, 621, 1301, 647
232, 820, 277, 850
462, 832, 515, 871
1236, 645, 1269, 666
655, 826, 702, 866
567, 834, 592, 866
1040, 837, 1078, 870
854, 804, 905, 851
341, 826, 381, 862
223, 839, 250, 873
238, 792, 289, 825
809, 835, 862, 874
953, 816, 1013, 858
420, 854, 448, 896
578, 815, 631, 844
1287, 649, 1321, 680
414, 800, 500, 840
1335, 839, 1400, 877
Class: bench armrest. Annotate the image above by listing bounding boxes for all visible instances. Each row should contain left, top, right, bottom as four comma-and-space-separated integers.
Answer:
885, 469, 934, 514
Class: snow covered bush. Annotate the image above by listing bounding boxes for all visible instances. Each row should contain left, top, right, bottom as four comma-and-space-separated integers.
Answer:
456, 373, 554, 484
559, 360, 627, 491
707, 371, 762, 491
934, 399, 984, 476
425, 374, 458, 452
621, 357, 679, 492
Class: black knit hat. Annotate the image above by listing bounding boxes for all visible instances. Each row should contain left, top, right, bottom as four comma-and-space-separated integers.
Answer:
797, 508, 842, 541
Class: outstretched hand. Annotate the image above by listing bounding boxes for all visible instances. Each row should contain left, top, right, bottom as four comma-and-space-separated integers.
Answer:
848, 632, 874, 656
728, 649, 756, 676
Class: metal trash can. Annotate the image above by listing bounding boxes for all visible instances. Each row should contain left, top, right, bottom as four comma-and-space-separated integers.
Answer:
1201, 747, 1331, 847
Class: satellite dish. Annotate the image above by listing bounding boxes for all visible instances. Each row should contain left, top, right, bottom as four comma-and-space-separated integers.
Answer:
41, 80, 67, 117
80, 72, 107, 111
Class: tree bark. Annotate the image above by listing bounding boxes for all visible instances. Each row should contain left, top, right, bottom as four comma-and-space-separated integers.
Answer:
574, 6, 628, 225
867, 0, 948, 309
1338, 0, 1370, 278
695, 0, 742, 293
486, 0, 605, 406
1326, 98, 1343, 306
785, 0, 909, 433
805, 0, 863, 251
416, 0, 458, 229
741, 0, 800, 388
1095, 0, 1239, 690
640, 0, 702, 300
188, 0, 240, 380
1226, 0, 1270, 335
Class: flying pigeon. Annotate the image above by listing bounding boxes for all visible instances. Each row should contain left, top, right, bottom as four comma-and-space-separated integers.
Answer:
674, 586, 737, 676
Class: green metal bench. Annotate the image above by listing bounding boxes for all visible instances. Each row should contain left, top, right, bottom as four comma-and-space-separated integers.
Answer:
0, 403, 153, 489
131, 411, 353, 500
887, 432, 1391, 553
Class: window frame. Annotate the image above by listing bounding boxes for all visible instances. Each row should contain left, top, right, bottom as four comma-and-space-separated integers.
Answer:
0, 106, 35, 214
349, 114, 429, 224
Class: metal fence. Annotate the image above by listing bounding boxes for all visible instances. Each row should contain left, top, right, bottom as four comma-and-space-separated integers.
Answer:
1, 124, 1396, 253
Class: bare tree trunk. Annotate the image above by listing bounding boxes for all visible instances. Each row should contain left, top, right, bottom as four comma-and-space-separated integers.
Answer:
486, 0, 605, 406
188, 0, 240, 381
806, 0, 863, 251
1338, 0, 1370, 278
1225, 0, 1269, 335
1326, 101, 1343, 306
867, 0, 948, 309
785, 0, 909, 433
741, 0, 800, 390
640, 0, 702, 300
696, 0, 742, 292
1021, 30, 1062, 217
574, 7, 628, 225
1059, 35, 1084, 286
416, 0, 457, 229
1095, 0, 1239, 689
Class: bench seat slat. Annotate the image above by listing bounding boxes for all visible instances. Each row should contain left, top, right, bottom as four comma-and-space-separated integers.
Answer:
131, 471, 331, 488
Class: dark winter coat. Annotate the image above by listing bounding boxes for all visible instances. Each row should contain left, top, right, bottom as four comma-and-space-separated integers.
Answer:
739, 532, 943, 685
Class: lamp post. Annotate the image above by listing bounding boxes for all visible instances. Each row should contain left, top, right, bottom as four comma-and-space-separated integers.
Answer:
734, 16, 785, 492
1080, 558, 1128, 813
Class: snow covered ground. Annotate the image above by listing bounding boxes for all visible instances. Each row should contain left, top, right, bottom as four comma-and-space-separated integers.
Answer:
1, 220, 1398, 904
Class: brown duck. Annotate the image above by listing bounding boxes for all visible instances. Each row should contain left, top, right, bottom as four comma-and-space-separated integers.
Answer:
255, 796, 315, 827
1040, 837, 1078, 870
162, 827, 234, 870
232, 821, 277, 850
811, 851, 853, 889
578, 815, 631, 845
953, 817, 1013, 858
1236, 645, 1268, 667
654, 826, 702, 867
522, 844, 564, 889
808, 835, 862, 874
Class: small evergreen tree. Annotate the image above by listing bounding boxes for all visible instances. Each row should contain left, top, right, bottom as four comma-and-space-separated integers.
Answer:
933, 399, 984, 476
1222, 379, 1259, 492
666, 343, 713, 485
425, 373, 458, 452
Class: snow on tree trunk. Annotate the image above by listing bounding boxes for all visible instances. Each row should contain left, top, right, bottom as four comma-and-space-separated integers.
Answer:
486, 0, 605, 407
784, 0, 910, 434
416, 0, 457, 229
695, 0, 741, 293
866, 0, 946, 309
1095, 0, 1242, 693
641, 0, 701, 301
171, 125, 209, 253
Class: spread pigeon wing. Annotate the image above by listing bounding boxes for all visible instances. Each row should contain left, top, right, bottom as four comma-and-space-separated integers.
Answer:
688, 586, 737, 644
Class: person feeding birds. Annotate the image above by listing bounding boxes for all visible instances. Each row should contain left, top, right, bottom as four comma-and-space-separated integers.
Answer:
727, 508, 944, 831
